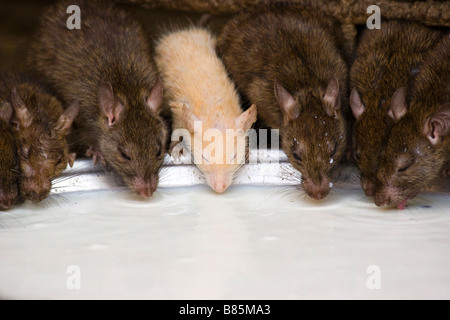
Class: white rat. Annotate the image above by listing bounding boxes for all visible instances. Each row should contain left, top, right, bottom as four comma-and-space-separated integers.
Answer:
155, 28, 257, 193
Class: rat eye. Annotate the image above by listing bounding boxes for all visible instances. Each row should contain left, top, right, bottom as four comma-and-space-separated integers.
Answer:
398, 161, 413, 173
56, 156, 63, 165
293, 152, 302, 162
118, 148, 132, 161
156, 143, 162, 158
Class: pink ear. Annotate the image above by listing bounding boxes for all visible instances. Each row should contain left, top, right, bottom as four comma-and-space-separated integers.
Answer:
146, 78, 163, 114
235, 104, 257, 132
424, 103, 450, 145
274, 79, 298, 121
0, 101, 13, 122
11, 88, 33, 127
55, 100, 80, 134
350, 88, 365, 119
388, 87, 408, 120
98, 82, 124, 126
322, 75, 341, 117
182, 103, 200, 133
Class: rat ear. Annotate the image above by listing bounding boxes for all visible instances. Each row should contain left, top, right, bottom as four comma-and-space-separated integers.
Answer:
146, 78, 163, 114
274, 79, 299, 121
0, 101, 13, 122
182, 103, 200, 133
423, 103, 450, 145
388, 87, 408, 120
55, 100, 80, 134
350, 88, 365, 119
235, 104, 257, 132
322, 75, 341, 118
98, 82, 124, 126
11, 88, 33, 127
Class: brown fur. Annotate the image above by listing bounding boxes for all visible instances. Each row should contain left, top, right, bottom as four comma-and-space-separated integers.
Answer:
350, 21, 442, 196
0, 106, 19, 210
217, 6, 348, 200
0, 73, 77, 202
28, 0, 169, 197
374, 36, 450, 208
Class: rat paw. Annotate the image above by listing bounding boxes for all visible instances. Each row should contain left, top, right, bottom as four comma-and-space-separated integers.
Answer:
86, 147, 106, 166
68, 153, 76, 167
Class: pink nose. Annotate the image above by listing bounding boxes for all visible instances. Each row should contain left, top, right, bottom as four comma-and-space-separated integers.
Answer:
207, 173, 232, 193
0, 196, 15, 210
302, 176, 331, 200
134, 175, 158, 198
374, 194, 389, 207
213, 182, 228, 193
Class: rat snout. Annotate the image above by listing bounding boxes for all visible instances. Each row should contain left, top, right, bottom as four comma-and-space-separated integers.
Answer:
374, 193, 389, 207
301, 176, 331, 200
374, 185, 401, 207
361, 177, 375, 197
205, 172, 233, 194
0, 191, 16, 210
133, 175, 158, 198
375, 187, 416, 209
21, 179, 51, 202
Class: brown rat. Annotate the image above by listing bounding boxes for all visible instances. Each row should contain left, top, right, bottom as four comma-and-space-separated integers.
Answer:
0, 73, 78, 202
0, 102, 19, 210
350, 21, 442, 196
28, 0, 169, 197
217, 6, 348, 200
374, 36, 450, 210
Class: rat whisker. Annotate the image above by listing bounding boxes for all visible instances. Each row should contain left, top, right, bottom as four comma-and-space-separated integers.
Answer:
0, 211, 26, 229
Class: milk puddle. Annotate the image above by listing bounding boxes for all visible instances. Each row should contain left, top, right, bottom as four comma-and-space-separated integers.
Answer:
0, 182, 449, 299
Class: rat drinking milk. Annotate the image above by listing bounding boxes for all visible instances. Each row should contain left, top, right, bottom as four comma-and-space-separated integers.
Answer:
28, 0, 169, 198
155, 27, 257, 193
217, 6, 347, 200
350, 21, 442, 196
0, 74, 78, 202
374, 36, 450, 210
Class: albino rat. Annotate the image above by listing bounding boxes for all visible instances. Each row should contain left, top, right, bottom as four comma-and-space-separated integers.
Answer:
28, 0, 169, 197
350, 21, 442, 196
0, 103, 19, 210
217, 7, 347, 200
155, 27, 257, 193
374, 36, 450, 210
0, 74, 78, 202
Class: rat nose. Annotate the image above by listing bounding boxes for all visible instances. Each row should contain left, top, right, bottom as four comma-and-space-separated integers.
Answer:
206, 173, 232, 193
302, 176, 331, 200
374, 194, 389, 207
22, 180, 51, 202
133, 175, 158, 198
0, 197, 15, 210
213, 183, 228, 194
26, 190, 50, 202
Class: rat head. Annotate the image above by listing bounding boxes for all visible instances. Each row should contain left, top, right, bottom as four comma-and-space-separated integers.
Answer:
97, 78, 168, 198
276, 76, 346, 200
9, 88, 78, 202
350, 87, 408, 196
0, 103, 19, 210
375, 103, 450, 209
181, 104, 257, 193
